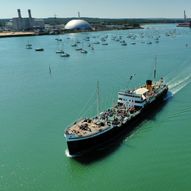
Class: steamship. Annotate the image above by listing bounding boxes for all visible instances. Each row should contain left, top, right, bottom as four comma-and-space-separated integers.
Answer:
64, 75, 168, 156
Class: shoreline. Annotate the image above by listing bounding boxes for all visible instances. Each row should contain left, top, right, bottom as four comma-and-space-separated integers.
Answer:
0, 31, 37, 38
0, 26, 143, 38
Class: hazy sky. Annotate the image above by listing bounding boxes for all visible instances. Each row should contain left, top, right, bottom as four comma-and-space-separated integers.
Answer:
0, 0, 190, 18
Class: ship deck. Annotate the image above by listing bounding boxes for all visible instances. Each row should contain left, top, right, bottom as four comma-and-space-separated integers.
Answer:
66, 119, 108, 137
65, 83, 168, 138
66, 105, 139, 138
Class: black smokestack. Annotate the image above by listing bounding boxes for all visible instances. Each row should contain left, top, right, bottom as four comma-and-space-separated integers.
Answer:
17, 9, 22, 18
28, 9, 32, 19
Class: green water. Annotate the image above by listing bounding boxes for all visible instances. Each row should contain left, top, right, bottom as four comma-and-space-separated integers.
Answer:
0, 24, 191, 191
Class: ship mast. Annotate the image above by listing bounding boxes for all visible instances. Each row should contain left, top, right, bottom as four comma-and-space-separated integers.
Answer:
96, 81, 100, 116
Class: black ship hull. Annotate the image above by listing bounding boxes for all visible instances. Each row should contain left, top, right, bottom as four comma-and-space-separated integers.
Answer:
66, 87, 168, 156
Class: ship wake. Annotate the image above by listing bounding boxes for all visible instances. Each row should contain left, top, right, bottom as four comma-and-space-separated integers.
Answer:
166, 66, 191, 96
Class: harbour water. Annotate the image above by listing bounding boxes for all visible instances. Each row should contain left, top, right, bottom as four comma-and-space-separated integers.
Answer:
0, 24, 191, 191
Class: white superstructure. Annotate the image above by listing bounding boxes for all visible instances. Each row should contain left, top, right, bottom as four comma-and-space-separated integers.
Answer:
118, 88, 148, 108
118, 79, 165, 108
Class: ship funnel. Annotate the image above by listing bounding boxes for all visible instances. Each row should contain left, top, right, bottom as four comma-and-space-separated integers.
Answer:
17, 9, 22, 18
28, 9, 32, 19
146, 80, 152, 91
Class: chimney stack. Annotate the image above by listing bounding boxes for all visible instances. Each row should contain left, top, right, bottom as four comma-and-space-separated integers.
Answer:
28, 9, 32, 19
78, 11, 81, 18
184, 10, 187, 21
17, 9, 22, 18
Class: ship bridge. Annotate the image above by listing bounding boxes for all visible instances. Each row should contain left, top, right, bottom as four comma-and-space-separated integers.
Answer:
118, 87, 149, 108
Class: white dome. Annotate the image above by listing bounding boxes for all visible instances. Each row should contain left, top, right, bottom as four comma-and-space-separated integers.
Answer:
65, 19, 92, 30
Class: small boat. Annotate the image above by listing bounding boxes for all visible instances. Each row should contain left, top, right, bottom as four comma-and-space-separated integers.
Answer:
26, 44, 32, 49
93, 41, 100, 45
35, 48, 44, 51
71, 43, 77, 47
55, 38, 62, 41
60, 53, 70, 57
56, 50, 64, 54
26, 41, 32, 49
121, 41, 127, 46
85, 38, 90, 41
75, 47, 82, 51
81, 49, 88, 54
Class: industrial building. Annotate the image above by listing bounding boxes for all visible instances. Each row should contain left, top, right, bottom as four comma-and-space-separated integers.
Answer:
12, 9, 45, 31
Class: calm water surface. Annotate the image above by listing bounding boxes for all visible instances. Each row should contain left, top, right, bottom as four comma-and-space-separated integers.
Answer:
0, 24, 191, 191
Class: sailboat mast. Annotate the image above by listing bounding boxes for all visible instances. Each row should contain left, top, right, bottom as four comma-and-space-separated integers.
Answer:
96, 81, 100, 116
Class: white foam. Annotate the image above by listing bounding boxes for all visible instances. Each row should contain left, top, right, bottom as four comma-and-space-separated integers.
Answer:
171, 80, 191, 95
167, 74, 191, 95
65, 149, 73, 158
168, 75, 191, 89
65, 149, 80, 158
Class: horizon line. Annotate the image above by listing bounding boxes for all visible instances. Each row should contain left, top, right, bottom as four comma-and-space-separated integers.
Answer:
0, 17, 187, 20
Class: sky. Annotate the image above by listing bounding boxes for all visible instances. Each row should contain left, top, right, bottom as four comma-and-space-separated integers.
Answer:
0, 0, 190, 19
